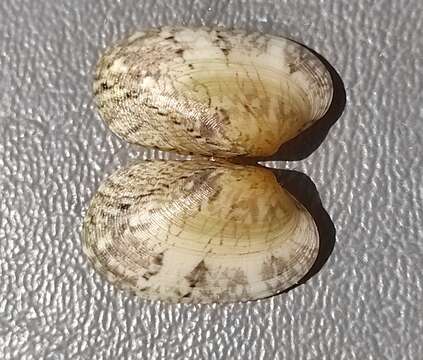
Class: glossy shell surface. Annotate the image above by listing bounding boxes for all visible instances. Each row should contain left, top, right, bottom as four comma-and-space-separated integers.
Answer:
83, 159, 319, 303
94, 27, 333, 157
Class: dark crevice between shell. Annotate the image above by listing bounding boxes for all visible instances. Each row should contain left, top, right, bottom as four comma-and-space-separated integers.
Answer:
270, 168, 336, 297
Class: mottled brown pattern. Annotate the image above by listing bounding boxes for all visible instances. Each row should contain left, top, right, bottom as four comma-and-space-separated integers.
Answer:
93, 26, 333, 157
83, 160, 319, 303
84, 26, 327, 303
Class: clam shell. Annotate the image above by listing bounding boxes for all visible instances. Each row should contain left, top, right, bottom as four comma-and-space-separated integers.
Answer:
83, 159, 319, 303
94, 27, 333, 157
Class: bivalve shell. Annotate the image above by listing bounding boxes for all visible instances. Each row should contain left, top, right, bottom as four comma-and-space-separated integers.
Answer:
83, 159, 319, 303
94, 27, 333, 157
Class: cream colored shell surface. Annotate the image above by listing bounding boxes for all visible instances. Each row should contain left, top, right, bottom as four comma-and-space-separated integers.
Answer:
94, 27, 333, 157
83, 160, 319, 303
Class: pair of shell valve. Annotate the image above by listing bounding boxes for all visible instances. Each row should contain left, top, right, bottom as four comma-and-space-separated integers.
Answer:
83, 26, 333, 303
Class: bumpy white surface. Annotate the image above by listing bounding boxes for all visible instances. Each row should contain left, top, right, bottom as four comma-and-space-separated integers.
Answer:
1, 0, 422, 359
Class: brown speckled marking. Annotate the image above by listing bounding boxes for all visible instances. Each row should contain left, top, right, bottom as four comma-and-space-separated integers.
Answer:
185, 260, 208, 288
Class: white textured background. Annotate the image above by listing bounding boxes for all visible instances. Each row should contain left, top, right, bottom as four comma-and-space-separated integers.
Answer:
1, 1, 422, 359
